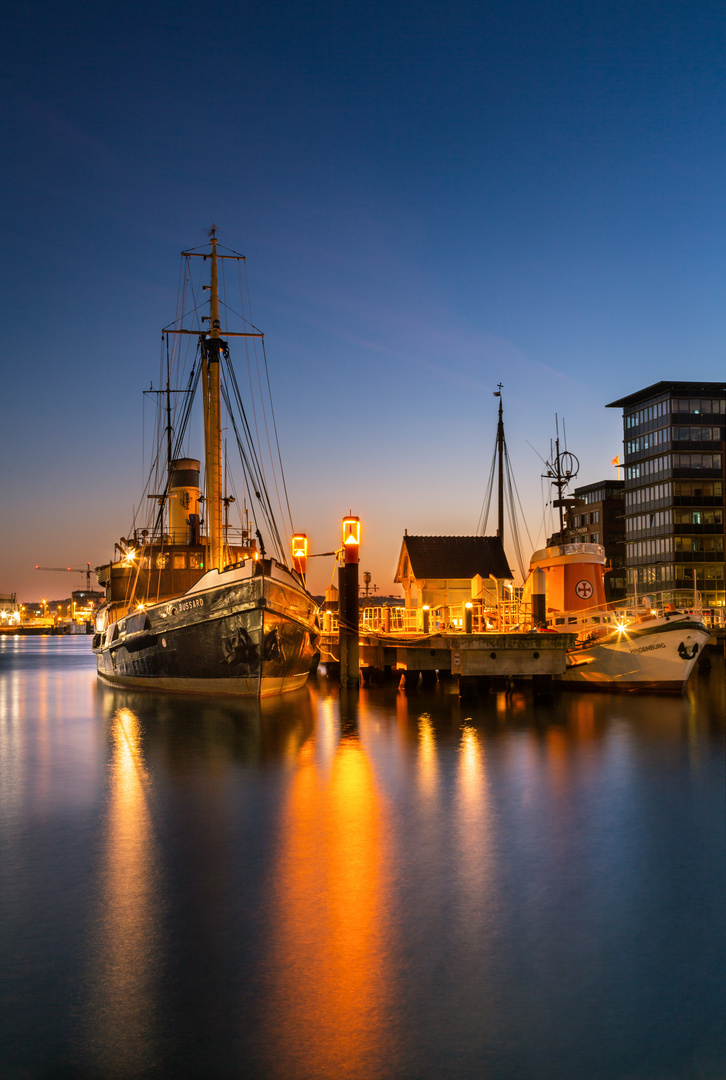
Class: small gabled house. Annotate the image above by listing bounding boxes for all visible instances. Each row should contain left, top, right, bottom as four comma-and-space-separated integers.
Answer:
394, 533, 513, 611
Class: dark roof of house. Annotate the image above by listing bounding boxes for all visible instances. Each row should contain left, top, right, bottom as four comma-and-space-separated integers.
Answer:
397, 535, 512, 582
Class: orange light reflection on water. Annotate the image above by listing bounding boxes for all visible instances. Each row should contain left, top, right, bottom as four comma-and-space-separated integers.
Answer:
572, 697, 596, 739
417, 713, 439, 800
82, 706, 161, 1071
544, 726, 570, 787
456, 723, 494, 918
266, 711, 393, 1079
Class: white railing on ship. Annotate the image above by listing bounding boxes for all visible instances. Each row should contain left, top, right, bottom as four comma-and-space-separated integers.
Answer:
549, 590, 722, 629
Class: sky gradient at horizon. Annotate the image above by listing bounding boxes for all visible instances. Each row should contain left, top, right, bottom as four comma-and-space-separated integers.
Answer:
2, 0, 725, 600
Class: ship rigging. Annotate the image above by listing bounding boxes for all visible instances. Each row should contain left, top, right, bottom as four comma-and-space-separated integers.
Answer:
93, 231, 319, 697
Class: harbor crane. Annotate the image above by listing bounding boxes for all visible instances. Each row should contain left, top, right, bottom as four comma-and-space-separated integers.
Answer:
35, 563, 93, 590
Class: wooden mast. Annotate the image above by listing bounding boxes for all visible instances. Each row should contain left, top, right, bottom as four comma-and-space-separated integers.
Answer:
205, 231, 224, 571
175, 233, 263, 570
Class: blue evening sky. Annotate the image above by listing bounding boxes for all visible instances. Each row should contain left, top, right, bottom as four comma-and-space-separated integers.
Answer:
2, 0, 725, 598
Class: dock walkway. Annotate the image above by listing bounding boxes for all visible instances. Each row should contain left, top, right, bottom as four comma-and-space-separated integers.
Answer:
319, 603, 577, 691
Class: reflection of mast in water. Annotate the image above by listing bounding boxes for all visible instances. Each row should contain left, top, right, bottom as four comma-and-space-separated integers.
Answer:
81, 707, 162, 1074
264, 717, 393, 1078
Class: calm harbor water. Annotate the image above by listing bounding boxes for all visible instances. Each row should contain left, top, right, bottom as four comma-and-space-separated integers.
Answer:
1, 636, 725, 1080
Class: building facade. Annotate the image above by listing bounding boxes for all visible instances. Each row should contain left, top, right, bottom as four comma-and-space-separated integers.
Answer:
607, 381, 726, 610
394, 533, 512, 610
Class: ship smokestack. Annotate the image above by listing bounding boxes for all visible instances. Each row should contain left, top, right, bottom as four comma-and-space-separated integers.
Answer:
169, 458, 201, 544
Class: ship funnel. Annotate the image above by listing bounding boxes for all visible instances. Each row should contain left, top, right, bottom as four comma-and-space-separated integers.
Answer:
169, 458, 201, 544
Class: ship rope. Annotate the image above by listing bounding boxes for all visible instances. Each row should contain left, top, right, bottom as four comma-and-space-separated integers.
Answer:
129, 243, 296, 578
260, 338, 295, 536
221, 350, 287, 565
476, 453, 497, 538
476, 422, 533, 582
240, 257, 295, 540
242, 333, 291, 553
210, 259, 297, 544
504, 458, 533, 582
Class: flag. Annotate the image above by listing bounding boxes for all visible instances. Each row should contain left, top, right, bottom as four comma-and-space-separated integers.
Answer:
611, 454, 620, 466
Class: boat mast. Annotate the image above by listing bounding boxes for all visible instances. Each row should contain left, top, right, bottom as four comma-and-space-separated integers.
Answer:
496, 384, 504, 542
204, 231, 224, 571
173, 232, 262, 569
546, 417, 579, 544
165, 337, 173, 533
554, 430, 565, 539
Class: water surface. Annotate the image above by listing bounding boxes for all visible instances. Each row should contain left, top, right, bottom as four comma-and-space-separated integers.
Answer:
1, 636, 725, 1079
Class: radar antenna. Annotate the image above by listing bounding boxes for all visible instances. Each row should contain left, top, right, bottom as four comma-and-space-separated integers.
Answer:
544, 416, 580, 541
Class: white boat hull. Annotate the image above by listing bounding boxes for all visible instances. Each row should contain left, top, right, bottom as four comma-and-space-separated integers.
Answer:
561, 617, 710, 691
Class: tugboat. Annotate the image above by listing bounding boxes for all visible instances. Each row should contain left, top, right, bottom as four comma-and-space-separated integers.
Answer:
521, 426, 710, 691
93, 231, 319, 696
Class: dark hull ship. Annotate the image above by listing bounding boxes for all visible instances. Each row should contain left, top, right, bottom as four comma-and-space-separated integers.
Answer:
94, 558, 318, 695
93, 233, 319, 697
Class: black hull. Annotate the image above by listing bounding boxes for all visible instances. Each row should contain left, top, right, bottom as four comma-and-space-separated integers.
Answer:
93, 568, 318, 699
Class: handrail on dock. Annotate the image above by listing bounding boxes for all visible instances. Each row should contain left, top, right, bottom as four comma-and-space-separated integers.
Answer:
320, 600, 537, 638
317, 592, 725, 639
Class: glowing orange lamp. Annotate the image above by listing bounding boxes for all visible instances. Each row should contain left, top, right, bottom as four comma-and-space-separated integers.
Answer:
342, 514, 360, 564
291, 533, 308, 576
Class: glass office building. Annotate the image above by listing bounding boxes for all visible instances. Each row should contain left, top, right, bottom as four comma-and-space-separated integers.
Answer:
607, 381, 725, 610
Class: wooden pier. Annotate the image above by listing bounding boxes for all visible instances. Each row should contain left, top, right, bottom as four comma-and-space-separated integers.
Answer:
319, 612, 577, 693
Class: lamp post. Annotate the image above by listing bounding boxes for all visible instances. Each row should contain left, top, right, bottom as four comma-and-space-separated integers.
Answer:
291, 534, 308, 580
339, 514, 360, 687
